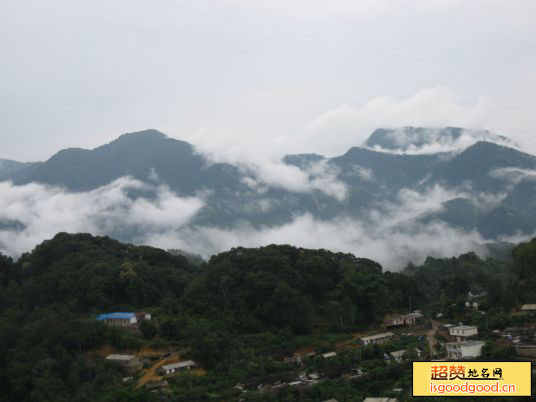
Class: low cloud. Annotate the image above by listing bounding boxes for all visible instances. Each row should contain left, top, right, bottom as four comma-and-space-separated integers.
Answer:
227, 157, 348, 201
0, 178, 204, 257
144, 214, 487, 271
490, 167, 536, 185
303, 87, 494, 155
364, 127, 515, 155
0, 177, 529, 269
0, 177, 516, 269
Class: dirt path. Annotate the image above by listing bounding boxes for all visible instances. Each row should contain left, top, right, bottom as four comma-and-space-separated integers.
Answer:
335, 332, 365, 350
426, 320, 441, 357
135, 352, 181, 389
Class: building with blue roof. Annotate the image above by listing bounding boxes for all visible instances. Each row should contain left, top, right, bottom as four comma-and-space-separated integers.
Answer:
96, 311, 152, 328
97, 312, 138, 327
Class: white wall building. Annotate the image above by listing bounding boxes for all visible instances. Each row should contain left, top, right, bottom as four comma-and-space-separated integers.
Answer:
390, 348, 421, 363
449, 325, 478, 342
159, 360, 197, 375
361, 332, 395, 345
446, 341, 485, 360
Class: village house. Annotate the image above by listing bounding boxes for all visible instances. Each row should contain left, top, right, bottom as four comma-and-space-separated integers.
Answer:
389, 348, 422, 363
158, 360, 197, 375
136, 311, 152, 321
445, 340, 485, 360
514, 344, 536, 358
96, 311, 152, 327
322, 352, 337, 359
465, 301, 479, 310
383, 310, 423, 328
520, 304, 536, 314
436, 323, 454, 339
259, 349, 294, 362
293, 347, 316, 363
145, 381, 169, 393
361, 332, 395, 346
449, 325, 478, 342
502, 326, 536, 342
105, 354, 143, 374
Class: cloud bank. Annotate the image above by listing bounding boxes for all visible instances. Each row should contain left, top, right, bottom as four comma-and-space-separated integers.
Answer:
0, 178, 204, 257
0, 177, 521, 269
186, 86, 533, 175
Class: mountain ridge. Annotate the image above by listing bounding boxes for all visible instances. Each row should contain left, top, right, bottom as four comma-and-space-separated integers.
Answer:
1, 127, 535, 243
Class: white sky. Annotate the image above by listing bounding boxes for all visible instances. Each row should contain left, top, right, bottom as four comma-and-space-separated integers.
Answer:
1, 0, 535, 161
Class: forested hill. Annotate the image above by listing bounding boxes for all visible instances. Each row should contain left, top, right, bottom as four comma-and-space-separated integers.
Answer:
1, 233, 536, 401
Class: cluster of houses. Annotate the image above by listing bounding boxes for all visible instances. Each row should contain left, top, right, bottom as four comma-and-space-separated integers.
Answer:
499, 317, 536, 358
364, 308, 487, 361
105, 352, 198, 378
436, 323, 485, 359
235, 347, 368, 395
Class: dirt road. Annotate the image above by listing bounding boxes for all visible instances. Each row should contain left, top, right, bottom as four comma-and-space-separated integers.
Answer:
135, 352, 181, 389
426, 320, 441, 357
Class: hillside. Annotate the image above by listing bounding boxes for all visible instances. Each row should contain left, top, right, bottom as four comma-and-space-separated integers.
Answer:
1, 233, 535, 401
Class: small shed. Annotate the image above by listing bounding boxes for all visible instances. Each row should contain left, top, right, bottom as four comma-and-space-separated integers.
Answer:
158, 360, 197, 375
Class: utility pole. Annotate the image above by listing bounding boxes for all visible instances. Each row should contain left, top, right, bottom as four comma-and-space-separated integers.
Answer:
481, 311, 488, 330
188, 367, 193, 390
409, 295, 412, 312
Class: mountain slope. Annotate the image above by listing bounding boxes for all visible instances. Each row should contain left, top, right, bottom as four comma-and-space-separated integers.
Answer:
364, 126, 511, 152
425, 141, 536, 192
2, 127, 535, 242
0, 158, 35, 176
5, 129, 244, 194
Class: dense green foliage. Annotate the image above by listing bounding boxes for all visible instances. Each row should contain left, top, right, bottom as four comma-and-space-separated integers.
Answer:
1, 233, 536, 401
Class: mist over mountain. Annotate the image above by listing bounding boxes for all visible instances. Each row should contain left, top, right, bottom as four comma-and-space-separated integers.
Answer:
1, 127, 535, 268
363, 126, 513, 153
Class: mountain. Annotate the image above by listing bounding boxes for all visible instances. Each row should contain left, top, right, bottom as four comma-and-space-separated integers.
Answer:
4, 129, 243, 194
0, 158, 35, 176
425, 141, 536, 192
2, 127, 535, 243
364, 126, 511, 152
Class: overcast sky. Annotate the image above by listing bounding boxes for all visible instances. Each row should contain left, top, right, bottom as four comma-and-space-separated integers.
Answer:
1, 0, 535, 162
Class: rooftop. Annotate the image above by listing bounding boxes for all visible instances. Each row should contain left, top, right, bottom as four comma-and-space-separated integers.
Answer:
361, 332, 395, 341
97, 312, 135, 320
390, 350, 407, 358
145, 381, 169, 389
461, 340, 486, 347
105, 354, 136, 361
161, 360, 196, 371
451, 325, 477, 330
446, 340, 485, 347
521, 304, 536, 310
